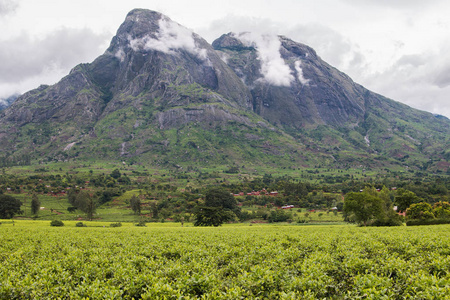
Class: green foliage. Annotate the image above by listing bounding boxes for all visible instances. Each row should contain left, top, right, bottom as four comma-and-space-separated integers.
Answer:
0, 194, 22, 219
135, 221, 146, 227
343, 187, 401, 227
68, 191, 97, 220
97, 188, 122, 205
204, 187, 236, 209
194, 187, 239, 226
1, 223, 450, 298
405, 201, 450, 224
433, 201, 450, 219
406, 219, 450, 226
110, 169, 121, 179
268, 209, 291, 223
395, 188, 421, 212
406, 202, 435, 220
372, 186, 403, 226
50, 220, 64, 227
109, 222, 122, 227
194, 206, 236, 227
344, 188, 384, 226
130, 195, 141, 215
75, 222, 87, 227
30, 194, 40, 216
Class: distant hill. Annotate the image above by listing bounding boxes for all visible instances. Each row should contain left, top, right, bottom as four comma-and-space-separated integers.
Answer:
0, 94, 19, 111
0, 9, 448, 173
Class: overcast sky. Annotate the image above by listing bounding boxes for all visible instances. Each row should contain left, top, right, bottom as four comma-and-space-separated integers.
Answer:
1, 0, 449, 117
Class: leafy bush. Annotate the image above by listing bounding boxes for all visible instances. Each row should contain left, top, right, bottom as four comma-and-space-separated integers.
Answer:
75, 222, 86, 227
135, 221, 146, 227
50, 220, 64, 227
406, 202, 434, 220
268, 209, 290, 223
370, 217, 403, 227
406, 218, 450, 226
109, 222, 122, 227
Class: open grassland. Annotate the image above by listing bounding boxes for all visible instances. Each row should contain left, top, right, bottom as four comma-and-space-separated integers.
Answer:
1, 221, 449, 299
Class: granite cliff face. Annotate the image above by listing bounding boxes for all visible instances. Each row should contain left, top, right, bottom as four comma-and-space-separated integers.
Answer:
0, 9, 448, 171
213, 33, 365, 128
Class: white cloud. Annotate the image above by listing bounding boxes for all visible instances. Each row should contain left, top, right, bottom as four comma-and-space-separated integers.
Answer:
0, 65, 67, 99
0, 27, 108, 83
294, 61, 310, 86
236, 32, 294, 87
356, 41, 450, 117
341, 0, 445, 9
129, 16, 207, 60
0, 27, 108, 98
114, 48, 125, 62
0, 0, 18, 16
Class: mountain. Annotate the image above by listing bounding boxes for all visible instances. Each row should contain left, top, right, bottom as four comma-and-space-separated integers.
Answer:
0, 9, 448, 172
0, 94, 19, 111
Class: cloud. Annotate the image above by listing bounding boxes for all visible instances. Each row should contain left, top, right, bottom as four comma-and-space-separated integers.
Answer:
129, 16, 207, 60
114, 48, 125, 62
294, 61, 310, 86
235, 32, 294, 87
340, 0, 445, 9
0, 0, 18, 16
199, 15, 365, 75
434, 67, 450, 89
357, 42, 450, 117
0, 27, 109, 96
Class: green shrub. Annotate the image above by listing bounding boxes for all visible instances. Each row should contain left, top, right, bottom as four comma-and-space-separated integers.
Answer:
110, 222, 122, 227
406, 202, 434, 220
135, 221, 147, 227
75, 222, 87, 227
50, 220, 64, 227
406, 218, 450, 226
268, 210, 290, 223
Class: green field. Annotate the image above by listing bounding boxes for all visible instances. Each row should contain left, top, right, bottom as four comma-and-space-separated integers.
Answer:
1, 221, 449, 299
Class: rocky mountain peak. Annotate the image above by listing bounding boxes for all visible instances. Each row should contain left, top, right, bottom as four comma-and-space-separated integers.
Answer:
212, 33, 255, 51
108, 9, 162, 51
0, 9, 448, 172
107, 9, 210, 64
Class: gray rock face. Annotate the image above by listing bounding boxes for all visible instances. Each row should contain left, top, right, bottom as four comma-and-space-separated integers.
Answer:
213, 33, 366, 127
100, 9, 252, 111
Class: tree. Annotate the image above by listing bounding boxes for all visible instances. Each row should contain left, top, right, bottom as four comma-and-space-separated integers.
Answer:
31, 194, 41, 216
67, 189, 78, 207
110, 169, 121, 179
433, 201, 450, 219
373, 186, 403, 226
130, 195, 141, 214
70, 191, 97, 221
194, 187, 240, 226
150, 202, 159, 219
395, 188, 421, 212
343, 188, 383, 226
84, 196, 96, 221
0, 194, 23, 219
406, 202, 434, 220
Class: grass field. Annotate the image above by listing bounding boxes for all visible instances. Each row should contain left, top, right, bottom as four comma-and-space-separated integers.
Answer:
1, 220, 449, 299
